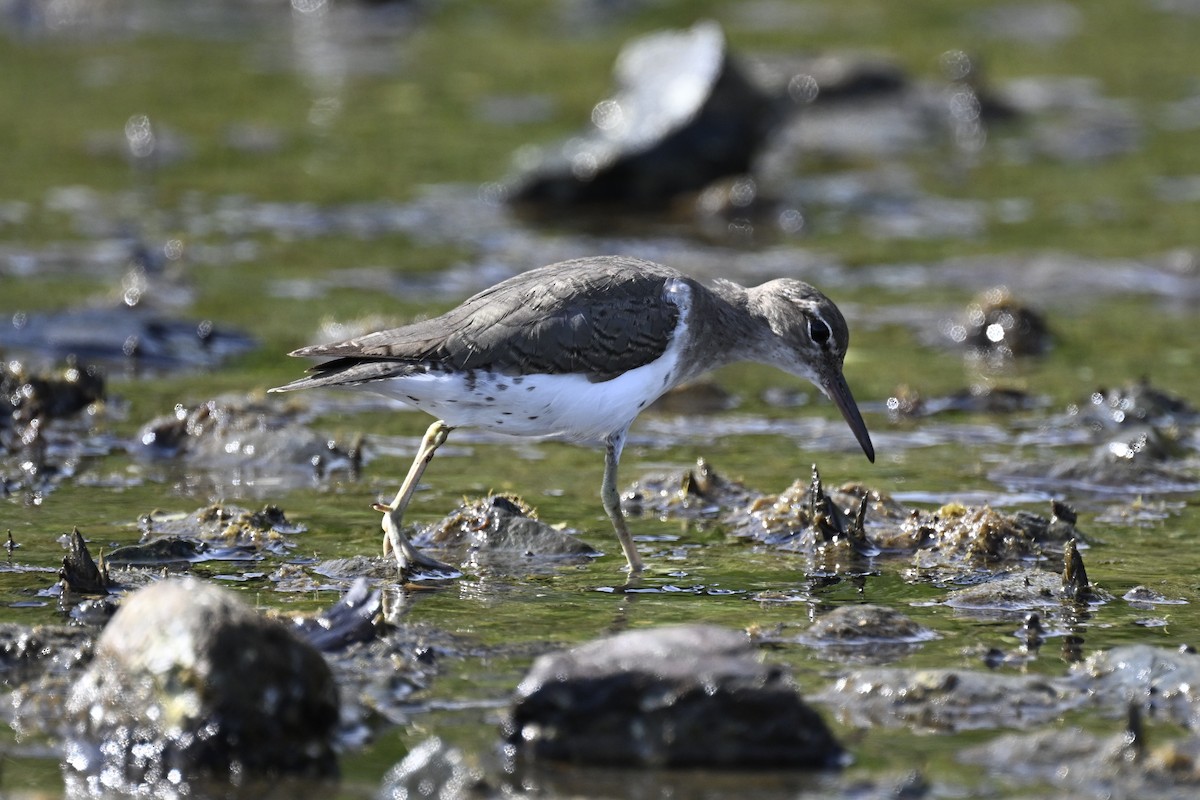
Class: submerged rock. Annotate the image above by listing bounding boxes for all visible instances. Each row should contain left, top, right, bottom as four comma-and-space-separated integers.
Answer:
1069, 645, 1200, 728
814, 666, 1077, 731
507, 21, 784, 210
505, 624, 842, 768
133, 397, 362, 491
136, 503, 306, 559
64, 577, 339, 792
0, 305, 254, 373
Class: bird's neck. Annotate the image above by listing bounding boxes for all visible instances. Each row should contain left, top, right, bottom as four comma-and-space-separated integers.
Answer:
679, 279, 769, 380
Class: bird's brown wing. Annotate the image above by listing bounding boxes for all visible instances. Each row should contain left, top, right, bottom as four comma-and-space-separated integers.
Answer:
276, 257, 685, 391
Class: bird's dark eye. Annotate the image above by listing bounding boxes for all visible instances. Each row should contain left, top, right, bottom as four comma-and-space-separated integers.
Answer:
809, 317, 832, 345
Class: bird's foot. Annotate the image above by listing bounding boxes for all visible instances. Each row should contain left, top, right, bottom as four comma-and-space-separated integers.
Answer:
374, 502, 458, 577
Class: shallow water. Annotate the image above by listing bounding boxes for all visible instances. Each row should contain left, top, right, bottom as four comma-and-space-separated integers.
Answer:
2, 1, 1199, 797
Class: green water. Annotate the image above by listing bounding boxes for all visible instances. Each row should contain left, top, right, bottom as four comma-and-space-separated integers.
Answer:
2, 0, 1199, 796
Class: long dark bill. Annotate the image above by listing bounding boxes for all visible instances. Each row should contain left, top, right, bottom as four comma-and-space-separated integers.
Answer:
822, 371, 875, 463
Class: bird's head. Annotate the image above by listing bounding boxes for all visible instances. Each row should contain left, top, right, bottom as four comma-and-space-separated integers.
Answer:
749, 279, 875, 463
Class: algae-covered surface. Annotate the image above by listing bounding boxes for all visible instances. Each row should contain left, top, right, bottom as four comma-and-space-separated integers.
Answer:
2, 0, 1199, 797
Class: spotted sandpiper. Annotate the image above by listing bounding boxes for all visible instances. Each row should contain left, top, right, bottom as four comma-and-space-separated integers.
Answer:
271, 255, 874, 574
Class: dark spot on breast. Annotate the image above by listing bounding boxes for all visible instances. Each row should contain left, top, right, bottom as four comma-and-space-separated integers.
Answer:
406, 395, 418, 403
496, 384, 508, 391
526, 386, 536, 392
512, 376, 524, 385
484, 396, 495, 402
527, 415, 539, 421
501, 411, 512, 416
637, 400, 647, 409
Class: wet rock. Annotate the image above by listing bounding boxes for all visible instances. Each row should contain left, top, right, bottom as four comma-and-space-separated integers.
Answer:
2, 623, 94, 742
0, 622, 93, 688
814, 666, 1077, 731
105, 537, 204, 568
507, 21, 784, 210
885, 383, 1042, 419
993, 426, 1199, 494
790, 604, 936, 665
64, 577, 339, 791
942, 540, 1109, 616
134, 397, 361, 492
505, 624, 843, 768
138, 503, 305, 557
800, 604, 936, 646
1062, 538, 1093, 603
1072, 379, 1198, 431
1123, 586, 1188, 608
958, 713, 1200, 798
0, 305, 254, 373
907, 500, 1081, 570
415, 494, 597, 567
0, 359, 105, 434
0, 359, 110, 497
622, 457, 759, 520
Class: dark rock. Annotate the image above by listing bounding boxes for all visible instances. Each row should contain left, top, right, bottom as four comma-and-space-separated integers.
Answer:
0, 359, 105, 434
504, 624, 843, 768
953, 287, 1051, 359
507, 21, 784, 210
64, 577, 339, 791
290, 578, 383, 653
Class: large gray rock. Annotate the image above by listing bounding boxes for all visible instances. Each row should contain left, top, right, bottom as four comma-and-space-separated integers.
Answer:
505, 624, 842, 768
64, 577, 339, 792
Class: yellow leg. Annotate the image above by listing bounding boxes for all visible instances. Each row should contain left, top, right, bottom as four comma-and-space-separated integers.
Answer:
371, 419, 455, 573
